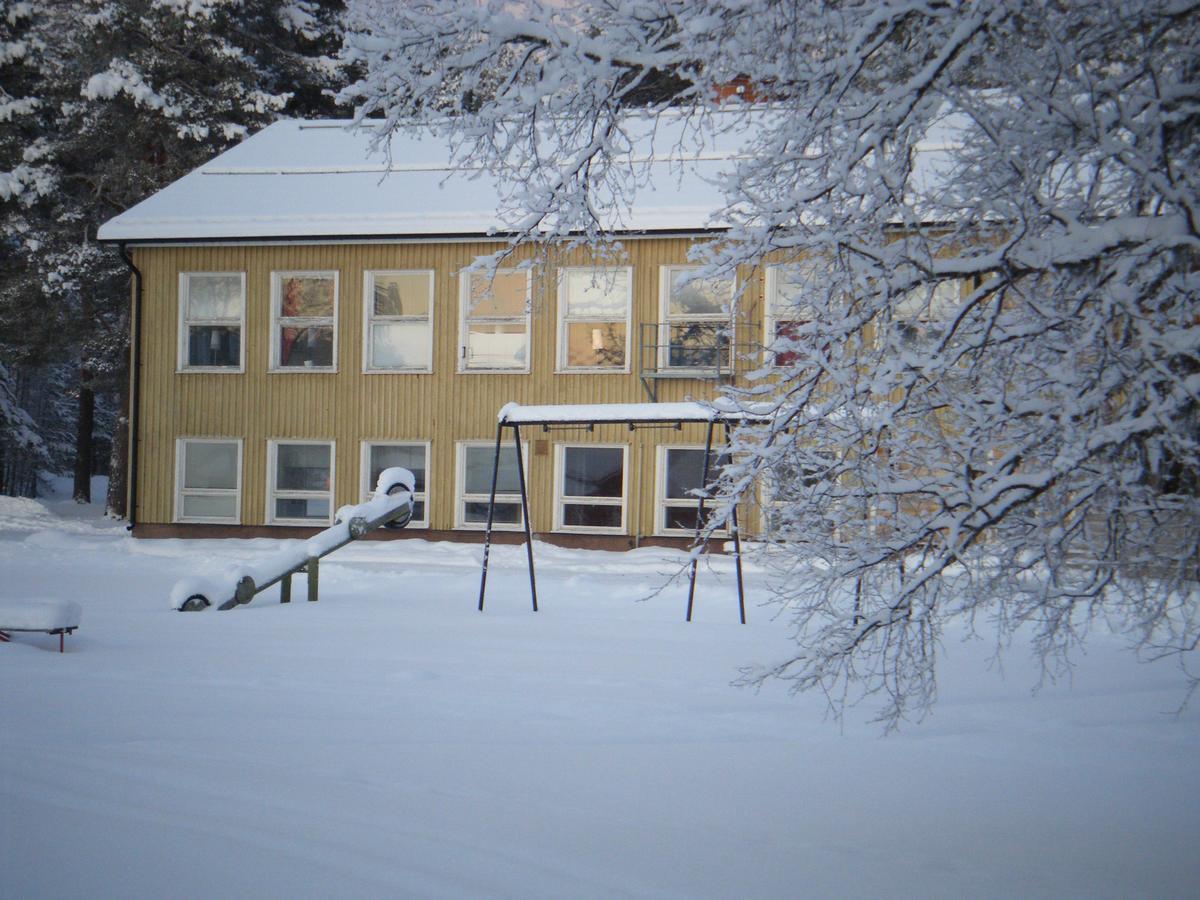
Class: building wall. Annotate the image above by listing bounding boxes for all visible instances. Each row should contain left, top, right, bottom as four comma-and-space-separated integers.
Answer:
130, 237, 772, 545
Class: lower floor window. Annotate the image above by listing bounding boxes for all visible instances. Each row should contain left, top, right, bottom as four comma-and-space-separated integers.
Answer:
176, 438, 241, 523
556, 444, 626, 532
362, 441, 429, 527
657, 446, 728, 535
457, 441, 525, 529
268, 440, 334, 525
762, 451, 839, 539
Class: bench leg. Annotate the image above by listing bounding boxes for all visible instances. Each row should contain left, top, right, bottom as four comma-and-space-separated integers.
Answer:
60, 632, 64, 653
0, 630, 9, 643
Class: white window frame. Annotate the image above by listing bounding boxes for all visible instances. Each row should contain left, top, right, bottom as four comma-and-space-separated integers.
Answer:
174, 437, 242, 524
553, 443, 628, 534
658, 265, 737, 372
269, 270, 339, 372
362, 270, 435, 374
655, 444, 730, 537
458, 268, 532, 373
266, 439, 336, 526
359, 440, 431, 529
764, 263, 819, 368
555, 266, 632, 373
888, 279, 963, 348
177, 272, 245, 372
455, 440, 528, 530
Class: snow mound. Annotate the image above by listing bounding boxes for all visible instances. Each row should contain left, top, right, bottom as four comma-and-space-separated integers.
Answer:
0, 599, 82, 631
0, 496, 61, 533
0, 494, 125, 536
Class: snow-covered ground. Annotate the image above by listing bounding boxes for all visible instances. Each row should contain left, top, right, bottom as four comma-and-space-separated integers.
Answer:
2, 481, 1198, 899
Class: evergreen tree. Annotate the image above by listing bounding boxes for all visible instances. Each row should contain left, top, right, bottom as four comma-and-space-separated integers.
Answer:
0, 0, 349, 508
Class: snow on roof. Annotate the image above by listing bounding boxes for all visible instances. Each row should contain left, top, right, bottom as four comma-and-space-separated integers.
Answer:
497, 400, 778, 425
98, 109, 964, 243
499, 401, 718, 425
98, 114, 745, 242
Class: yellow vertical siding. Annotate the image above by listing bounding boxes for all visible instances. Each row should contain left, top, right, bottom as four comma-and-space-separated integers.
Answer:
132, 238, 768, 537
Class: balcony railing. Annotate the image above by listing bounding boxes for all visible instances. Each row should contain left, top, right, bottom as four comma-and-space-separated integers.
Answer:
637, 321, 759, 401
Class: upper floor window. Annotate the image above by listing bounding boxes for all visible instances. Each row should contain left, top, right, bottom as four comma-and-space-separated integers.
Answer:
660, 266, 736, 371
175, 438, 242, 523
178, 273, 244, 371
459, 269, 531, 372
557, 267, 631, 371
890, 279, 962, 349
271, 271, 338, 371
364, 270, 434, 372
764, 263, 818, 368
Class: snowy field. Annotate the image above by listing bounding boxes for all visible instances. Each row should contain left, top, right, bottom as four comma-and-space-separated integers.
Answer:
2, 480, 1198, 899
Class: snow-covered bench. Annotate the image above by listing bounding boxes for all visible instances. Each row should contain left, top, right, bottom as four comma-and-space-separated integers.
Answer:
0, 600, 83, 652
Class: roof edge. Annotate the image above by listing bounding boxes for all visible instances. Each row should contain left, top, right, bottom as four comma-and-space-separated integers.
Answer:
98, 227, 730, 248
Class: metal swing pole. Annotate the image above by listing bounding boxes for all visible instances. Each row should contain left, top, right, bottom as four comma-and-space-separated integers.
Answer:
512, 424, 538, 611
685, 419, 716, 622
725, 421, 747, 625
477, 421, 506, 612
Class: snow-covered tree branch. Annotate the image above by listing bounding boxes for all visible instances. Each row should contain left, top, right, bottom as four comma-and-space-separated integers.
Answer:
342, 0, 1199, 725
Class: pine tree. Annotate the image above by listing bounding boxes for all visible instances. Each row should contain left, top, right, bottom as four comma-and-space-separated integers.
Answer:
0, 0, 349, 507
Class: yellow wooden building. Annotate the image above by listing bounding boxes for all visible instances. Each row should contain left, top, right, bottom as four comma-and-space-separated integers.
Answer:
98, 118, 827, 548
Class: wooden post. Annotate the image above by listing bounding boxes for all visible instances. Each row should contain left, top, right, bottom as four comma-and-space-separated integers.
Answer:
280, 572, 291, 603
307, 557, 319, 602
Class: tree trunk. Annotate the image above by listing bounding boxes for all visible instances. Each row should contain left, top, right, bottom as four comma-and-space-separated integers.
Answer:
73, 375, 94, 504
106, 373, 129, 519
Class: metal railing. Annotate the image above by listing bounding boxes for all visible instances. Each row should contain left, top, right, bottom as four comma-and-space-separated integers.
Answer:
637, 321, 759, 400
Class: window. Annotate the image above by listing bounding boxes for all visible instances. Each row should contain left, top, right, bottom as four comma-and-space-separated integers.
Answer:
456, 441, 527, 529
660, 266, 736, 370
761, 450, 838, 540
175, 438, 241, 523
361, 441, 429, 527
460, 269, 530, 371
891, 279, 962, 348
178, 273, 244, 370
555, 445, 627, 533
656, 446, 729, 535
271, 271, 338, 370
765, 263, 818, 367
557, 267, 631, 371
364, 270, 434, 372
267, 440, 334, 525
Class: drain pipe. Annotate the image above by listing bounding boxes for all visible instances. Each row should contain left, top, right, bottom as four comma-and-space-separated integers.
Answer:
117, 243, 143, 531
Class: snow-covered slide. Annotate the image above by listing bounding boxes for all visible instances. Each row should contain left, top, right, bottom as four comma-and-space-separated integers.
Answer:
170, 468, 415, 612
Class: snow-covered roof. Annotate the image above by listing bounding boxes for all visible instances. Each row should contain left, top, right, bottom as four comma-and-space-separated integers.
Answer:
497, 400, 778, 425
97, 115, 745, 243
98, 109, 964, 244
499, 402, 718, 425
